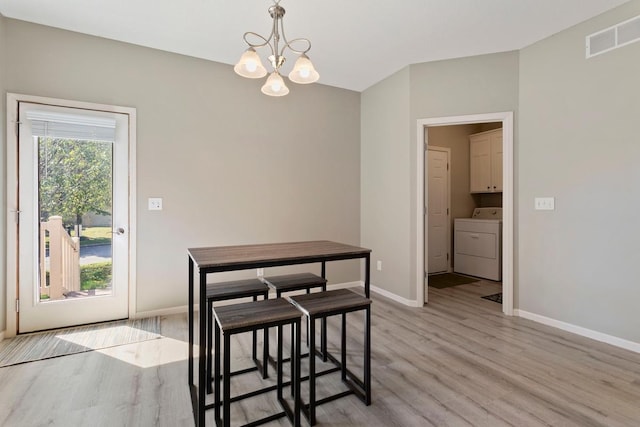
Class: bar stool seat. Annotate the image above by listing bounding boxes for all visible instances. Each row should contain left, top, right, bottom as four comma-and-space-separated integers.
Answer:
288, 289, 372, 426
213, 298, 302, 427
206, 278, 269, 394
262, 272, 327, 296
263, 273, 328, 360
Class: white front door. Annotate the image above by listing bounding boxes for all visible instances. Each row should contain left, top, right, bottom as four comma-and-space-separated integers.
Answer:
17, 101, 131, 333
426, 147, 450, 274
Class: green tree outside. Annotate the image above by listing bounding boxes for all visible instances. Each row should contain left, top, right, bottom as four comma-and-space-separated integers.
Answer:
38, 138, 113, 235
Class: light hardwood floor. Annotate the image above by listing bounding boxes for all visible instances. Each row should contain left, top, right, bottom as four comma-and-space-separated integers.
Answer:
1, 281, 640, 426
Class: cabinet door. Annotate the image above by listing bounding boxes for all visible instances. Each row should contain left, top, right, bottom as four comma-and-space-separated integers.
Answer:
491, 132, 503, 192
469, 134, 491, 192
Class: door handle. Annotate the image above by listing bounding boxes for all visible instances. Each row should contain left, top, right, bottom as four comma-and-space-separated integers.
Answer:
112, 227, 126, 235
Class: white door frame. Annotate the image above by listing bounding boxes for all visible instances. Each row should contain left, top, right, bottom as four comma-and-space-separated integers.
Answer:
426, 146, 452, 273
417, 112, 514, 315
5, 93, 137, 337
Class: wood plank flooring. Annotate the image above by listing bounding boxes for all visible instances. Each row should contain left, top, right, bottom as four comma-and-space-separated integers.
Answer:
1, 281, 639, 426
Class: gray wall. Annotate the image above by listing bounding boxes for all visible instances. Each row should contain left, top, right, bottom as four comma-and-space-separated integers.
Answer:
2, 19, 361, 316
408, 52, 519, 299
0, 13, 6, 332
518, 0, 640, 342
361, 52, 519, 301
409, 53, 520, 301
360, 67, 412, 299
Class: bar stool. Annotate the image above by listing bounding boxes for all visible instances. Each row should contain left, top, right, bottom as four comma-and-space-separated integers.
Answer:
213, 298, 302, 427
206, 278, 270, 394
288, 289, 371, 426
263, 273, 328, 358
262, 273, 327, 297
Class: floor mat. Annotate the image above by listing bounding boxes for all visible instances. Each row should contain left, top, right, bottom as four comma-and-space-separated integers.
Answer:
0, 317, 161, 368
481, 293, 503, 304
428, 273, 480, 289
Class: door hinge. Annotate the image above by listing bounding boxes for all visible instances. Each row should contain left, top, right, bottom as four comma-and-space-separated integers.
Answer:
11, 210, 21, 224
447, 163, 449, 171
15, 121, 22, 136
16, 299, 20, 313
447, 208, 449, 215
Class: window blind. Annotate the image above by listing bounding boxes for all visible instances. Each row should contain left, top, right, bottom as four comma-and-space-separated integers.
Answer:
26, 110, 117, 142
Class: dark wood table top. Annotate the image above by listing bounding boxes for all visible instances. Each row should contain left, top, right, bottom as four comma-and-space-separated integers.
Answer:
288, 289, 371, 317
188, 240, 371, 271
213, 298, 302, 332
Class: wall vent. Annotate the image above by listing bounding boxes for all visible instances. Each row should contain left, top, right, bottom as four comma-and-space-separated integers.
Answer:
586, 14, 640, 58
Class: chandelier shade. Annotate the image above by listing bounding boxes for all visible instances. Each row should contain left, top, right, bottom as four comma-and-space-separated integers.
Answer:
234, 0, 319, 96
261, 72, 290, 96
233, 48, 267, 79
288, 54, 320, 84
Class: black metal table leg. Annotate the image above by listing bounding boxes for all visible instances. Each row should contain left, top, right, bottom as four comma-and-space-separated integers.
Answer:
277, 325, 283, 402
309, 316, 317, 425
341, 313, 347, 381
198, 272, 207, 427
321, 263, 328, 362
223, 333, 231, 427
365, 255, 370, 298
214, 321, 221, 424
207, 300, 213, 394
188, 257, 197, 425
294, 318, 301, 427
365, 305, 371, 405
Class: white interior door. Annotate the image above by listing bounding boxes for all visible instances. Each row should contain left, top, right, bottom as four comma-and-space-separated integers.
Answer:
17, 102, 130, 333
426, 147, 450, 274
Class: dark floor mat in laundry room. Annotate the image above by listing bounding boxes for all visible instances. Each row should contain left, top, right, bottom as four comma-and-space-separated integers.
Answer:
481, 293, 503, 304
428, 273, 480, 289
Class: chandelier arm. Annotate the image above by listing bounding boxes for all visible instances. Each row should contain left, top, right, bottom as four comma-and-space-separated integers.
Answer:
275, 6, 311, 56
283, 37, 312, 55
242, 31, 276, 58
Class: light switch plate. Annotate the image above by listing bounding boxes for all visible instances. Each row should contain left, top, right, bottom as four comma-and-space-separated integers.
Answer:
534, 197, 555, 210
148, 197, 163, 211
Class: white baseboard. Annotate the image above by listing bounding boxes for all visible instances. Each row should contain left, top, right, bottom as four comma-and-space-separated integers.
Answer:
131, 281, 366, 319
516, 309, 640, 354
328, 281, 363, 291
370, 285, 423, 307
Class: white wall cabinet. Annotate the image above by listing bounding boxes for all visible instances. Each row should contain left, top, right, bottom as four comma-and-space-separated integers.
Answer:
469, 129, 503, 193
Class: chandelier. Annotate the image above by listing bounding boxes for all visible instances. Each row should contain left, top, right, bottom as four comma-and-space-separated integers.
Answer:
234, 0, 319, 97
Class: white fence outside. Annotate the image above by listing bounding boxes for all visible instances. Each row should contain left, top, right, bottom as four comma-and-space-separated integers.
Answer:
40, 216, 81, 299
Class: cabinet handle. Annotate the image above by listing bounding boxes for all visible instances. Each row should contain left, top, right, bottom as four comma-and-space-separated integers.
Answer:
493, 186, 496, 189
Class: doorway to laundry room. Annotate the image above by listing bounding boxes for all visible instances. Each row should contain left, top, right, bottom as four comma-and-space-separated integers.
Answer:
417, 112, 513, 315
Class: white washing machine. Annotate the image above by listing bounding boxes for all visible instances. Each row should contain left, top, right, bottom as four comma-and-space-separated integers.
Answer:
454, 208, 502, 281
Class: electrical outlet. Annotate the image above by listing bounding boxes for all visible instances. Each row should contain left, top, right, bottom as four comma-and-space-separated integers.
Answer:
377, 260, 382, 271
534, 197, 555, 211
257, 268, 264, 277
148, 197, 163, 211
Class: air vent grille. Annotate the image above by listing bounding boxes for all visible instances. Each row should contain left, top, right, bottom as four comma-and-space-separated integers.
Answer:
586, 14, 640, 58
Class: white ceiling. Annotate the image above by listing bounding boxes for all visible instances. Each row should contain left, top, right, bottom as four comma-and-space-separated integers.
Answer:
0, 0, 630, 92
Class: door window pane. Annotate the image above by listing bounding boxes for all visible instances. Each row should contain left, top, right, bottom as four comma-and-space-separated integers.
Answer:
38, 137, 113, 301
